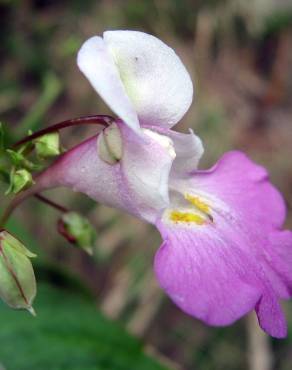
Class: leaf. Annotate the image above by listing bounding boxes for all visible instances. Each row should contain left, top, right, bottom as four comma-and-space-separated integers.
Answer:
0, 283, 170, 370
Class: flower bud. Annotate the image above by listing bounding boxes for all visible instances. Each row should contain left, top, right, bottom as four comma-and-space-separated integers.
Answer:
34, 132, 61, 159
6, 168, 34, 195
0, 230, 37, 314
58, 212, 97, 255
97, 122, 123, 164
6, 149, 41, 171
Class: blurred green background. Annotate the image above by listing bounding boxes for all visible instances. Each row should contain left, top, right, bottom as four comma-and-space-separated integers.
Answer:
1, 0, 292, 369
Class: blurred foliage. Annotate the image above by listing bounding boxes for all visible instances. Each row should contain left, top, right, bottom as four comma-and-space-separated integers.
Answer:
0, 282, 169, 370
17, 72, 62, 136
0, 0, 292, 369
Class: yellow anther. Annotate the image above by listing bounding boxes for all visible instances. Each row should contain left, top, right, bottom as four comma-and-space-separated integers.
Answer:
185, 193, 210, 213
168, 194, 214, 226
170, 211, 205, 225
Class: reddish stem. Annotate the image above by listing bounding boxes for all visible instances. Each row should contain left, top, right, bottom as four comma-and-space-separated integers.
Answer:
57, 219, 77, 245
34, 194, 69, 213
0, 115, 113, 227
13, 114, 113, 148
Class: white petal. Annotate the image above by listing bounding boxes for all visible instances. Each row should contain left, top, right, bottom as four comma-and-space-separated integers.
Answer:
169, 129, 204, 176
145, 126, 204, 176
104, 30, 193, 128
77, 36, 140, 134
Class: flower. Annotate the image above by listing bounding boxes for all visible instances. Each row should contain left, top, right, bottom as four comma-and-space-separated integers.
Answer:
35, 30, 203, 225
28, 30, 291, 337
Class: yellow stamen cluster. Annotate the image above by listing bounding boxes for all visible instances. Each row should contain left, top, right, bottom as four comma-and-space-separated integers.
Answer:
170, 211, 205, 225
168, 193, 213, 226
184, 194, 210, 213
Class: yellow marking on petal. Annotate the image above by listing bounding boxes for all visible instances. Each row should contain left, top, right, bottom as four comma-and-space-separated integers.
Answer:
185, 193, 210, 213
184, 193, 214, 222
170, 211, 205, 225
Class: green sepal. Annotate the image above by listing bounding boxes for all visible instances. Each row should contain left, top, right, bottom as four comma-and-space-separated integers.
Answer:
1, 230, 37, 259
34, 132, 61, 159
6, 168, 34, 195
6, 149, 42, 171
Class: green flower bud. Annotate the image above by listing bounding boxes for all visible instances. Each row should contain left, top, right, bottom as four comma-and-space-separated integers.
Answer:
97, 122, 123, 165
6, 149, 41, 171
58, 212, 97, 255
0, 230, 37, 314
34, 132, 61, 159
6, 168, 34, 195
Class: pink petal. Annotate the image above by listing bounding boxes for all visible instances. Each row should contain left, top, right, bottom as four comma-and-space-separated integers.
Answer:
154, 151, 291, 337
155, 223, 262, 326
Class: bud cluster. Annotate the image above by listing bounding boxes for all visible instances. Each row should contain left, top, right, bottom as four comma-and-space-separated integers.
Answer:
5, 132, 61, 195
0, 117, 109, 316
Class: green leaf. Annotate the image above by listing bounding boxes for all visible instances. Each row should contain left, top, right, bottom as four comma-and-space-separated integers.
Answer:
0, 283, 170, 370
